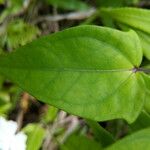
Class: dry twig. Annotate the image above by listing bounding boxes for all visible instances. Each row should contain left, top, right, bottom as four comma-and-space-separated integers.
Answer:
33, 8, 96, 24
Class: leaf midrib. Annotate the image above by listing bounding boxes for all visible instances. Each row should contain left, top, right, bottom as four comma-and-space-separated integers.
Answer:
0, 66, 132, 73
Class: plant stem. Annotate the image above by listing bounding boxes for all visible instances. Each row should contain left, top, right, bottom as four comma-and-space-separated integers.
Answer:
134, 67, 150, 73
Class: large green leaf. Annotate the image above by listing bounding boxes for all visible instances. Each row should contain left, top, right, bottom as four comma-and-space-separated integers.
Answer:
0, 25, 146, 123
100, 7, 150, 59
106, 128, 150, 150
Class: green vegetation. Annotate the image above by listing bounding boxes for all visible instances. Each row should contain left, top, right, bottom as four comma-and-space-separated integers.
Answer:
0, 0, 150, 150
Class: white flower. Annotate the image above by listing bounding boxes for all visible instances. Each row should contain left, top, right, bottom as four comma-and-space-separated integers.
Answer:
0, 117, 27, 150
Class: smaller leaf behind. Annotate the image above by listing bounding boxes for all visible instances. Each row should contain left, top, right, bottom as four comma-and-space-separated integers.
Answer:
106, 128, 150, 150
100, 7, 150, 34
86, 120, 115, 147
141, 73, 150, 113
23, 123, 46, 150
46, 0, 89, 11
129, 111, 150, 132
61, 134, 102, 150
3, 19, 40, 49
116, 23, 150, 60
100, 7, 150, 60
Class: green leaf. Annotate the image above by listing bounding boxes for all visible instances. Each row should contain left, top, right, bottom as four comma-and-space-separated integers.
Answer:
100, 7, 150, 34
141, 73, 150, 113
100, 7, 150, 59
46, 0, 89, 11
0, 91, 10, 104
23, 123, 45, 150
106, 128, 150, 150
42, 105, 58, 123
96, 0, 125, 7
86, 120, 115, 147
116, 23, 150, 60
96, 0, 140, 7
134, 30, 150, 60
0, 25, 146, 123
0, 0, 4, 4
130, 111, 150, 132
0, 91, 11, 116
0, 0, 23, 23
2, 19, 40, 49
145, 91, 150, 114
0, 103, 11, 116
61, 134, 102, 150
141, 73, 150, 92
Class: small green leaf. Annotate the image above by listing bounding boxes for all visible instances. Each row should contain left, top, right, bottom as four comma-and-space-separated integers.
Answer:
86, 120, 115, 147
106, 128, 150, 150
23, 123, 45, 150
145, 91, 150, 114
2, 19, 40, 49
0, 0, 4, 4
42, 105, 58, 123
0, 91, 11, 116
141, 73, 150, 113
96, 0, 140, 7
0, 91, 10, 104
134, 30, 150, 60
0, 0, 23, 23
116, 23, 150, 60
100, 7, 150, 34
100, 7, 150, 59
46, 0, 89, 11
141, 73, 150, 92
96, 0, 125, 7
130, 111, 150, 132
0, 25, 146, 123
0, 103, 11, 116
61, 134, 102, 150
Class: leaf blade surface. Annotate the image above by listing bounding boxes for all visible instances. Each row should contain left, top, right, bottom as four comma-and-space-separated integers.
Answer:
0, 25, 145, 123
